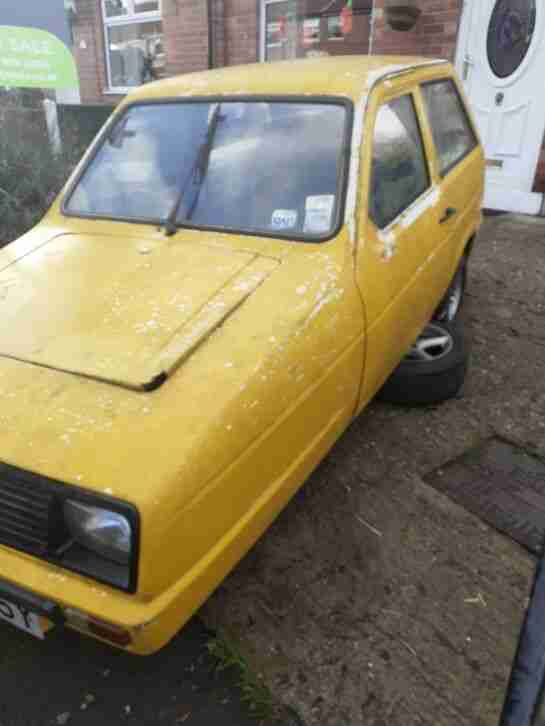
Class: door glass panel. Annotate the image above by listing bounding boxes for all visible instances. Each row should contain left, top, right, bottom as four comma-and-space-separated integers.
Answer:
487, 0, 536, 79
369, 95, 430, 229
422, 80, 478, 176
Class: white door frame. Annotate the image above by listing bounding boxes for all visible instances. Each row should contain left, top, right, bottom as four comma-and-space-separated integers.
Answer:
260, 0, 286, 62
455, 1, 545, 215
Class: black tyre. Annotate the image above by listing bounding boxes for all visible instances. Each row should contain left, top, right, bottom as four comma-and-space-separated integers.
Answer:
377, 321, 467, 406
434, 257, 467, 323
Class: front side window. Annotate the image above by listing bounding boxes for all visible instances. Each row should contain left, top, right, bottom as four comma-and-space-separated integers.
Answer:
102, 0, 165, 92
421, 80, 478, 176
369, 95, 430, 229
65, 100, 349, 240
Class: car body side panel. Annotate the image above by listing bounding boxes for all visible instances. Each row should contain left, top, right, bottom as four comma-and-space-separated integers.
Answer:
137, 235, 365, 598
354, 66, 484, 411
354, 80, 446, 409
414, 75, 484, 277
0, 230, 364, 636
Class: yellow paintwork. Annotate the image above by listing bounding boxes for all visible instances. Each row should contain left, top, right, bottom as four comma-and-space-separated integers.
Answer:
0, 57, 484, 653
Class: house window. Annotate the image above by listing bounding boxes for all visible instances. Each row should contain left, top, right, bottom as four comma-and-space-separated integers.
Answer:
102, 0, 165, 93
261, 0, 372, 62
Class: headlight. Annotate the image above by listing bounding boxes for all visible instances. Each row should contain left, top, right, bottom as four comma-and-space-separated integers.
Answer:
58, 497, 138, 592
0, 461, 138, 592
64, 501, 132, 565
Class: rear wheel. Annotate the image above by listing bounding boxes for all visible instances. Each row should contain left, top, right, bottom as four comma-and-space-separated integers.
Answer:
377, 321, 468, 406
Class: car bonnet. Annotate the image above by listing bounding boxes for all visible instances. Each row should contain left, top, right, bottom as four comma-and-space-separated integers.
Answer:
0, 233, 279, 391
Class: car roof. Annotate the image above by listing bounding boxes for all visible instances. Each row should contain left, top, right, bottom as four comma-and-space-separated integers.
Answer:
125, 55, 450, 105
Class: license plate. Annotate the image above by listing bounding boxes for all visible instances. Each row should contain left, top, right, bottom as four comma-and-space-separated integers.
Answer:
0, 597, 51, 639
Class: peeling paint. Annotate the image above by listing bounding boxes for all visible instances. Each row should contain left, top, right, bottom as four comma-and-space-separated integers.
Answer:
378, 229, 397, 261
400, 187, 441, 230
345, 96, 367, 247
364, 64, 411, 88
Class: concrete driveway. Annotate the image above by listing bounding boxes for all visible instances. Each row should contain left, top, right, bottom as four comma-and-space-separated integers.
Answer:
202, 214, 545, 725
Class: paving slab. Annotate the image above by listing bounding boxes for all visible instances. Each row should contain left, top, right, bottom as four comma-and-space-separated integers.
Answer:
426, 437, 545, 554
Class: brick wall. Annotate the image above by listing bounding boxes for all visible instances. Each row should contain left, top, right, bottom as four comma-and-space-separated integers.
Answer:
163, 0, 209, 77
72, 0, 108, 104
73, 0, 212, 103
533, 148, 545, 193
211, 0, 226, 68
72, 0, 461, 104
372, 0, 463, 62
72, 0, 249, 102
224, 0, 259, 67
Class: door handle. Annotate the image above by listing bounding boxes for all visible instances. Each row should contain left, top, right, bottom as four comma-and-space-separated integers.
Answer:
439, 207, 457, 224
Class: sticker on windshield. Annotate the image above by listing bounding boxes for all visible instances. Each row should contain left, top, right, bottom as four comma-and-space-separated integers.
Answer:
303, 195, 335, 234
271, 209, 298, 231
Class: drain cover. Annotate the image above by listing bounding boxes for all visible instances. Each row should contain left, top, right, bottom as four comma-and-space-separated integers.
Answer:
425, 438, 545, 554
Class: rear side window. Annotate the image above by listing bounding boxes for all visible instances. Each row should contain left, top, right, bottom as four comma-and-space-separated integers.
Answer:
369, 94, 430, 230
421, 79, 478, 176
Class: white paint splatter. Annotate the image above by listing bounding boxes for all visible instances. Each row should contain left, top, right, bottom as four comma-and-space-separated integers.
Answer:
345, 96, 367, 246
378, 229, 397, 261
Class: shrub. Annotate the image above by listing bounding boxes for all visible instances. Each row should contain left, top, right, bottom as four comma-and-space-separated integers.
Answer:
0, 90, 113, 247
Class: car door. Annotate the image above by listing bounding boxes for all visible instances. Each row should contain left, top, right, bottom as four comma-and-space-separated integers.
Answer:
418, 75, 484, 272
355, 81, 443, 410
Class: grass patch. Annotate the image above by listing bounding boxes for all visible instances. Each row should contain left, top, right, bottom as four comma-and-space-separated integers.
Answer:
207, 632, 275, 721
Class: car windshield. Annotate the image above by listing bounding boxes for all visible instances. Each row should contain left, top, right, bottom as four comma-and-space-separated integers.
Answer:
65, 100, 349, 240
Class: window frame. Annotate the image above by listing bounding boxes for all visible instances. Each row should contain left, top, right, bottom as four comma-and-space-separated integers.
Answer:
101, 0, 162, 95
260, 0, 288, 62
368, 91, 432, 231
61, 95, 355, 245
420, 78, 479, 179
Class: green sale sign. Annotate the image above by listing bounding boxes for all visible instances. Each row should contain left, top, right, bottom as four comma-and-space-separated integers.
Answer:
0, 25, 79, 89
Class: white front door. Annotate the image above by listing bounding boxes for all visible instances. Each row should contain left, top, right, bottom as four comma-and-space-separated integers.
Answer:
456, 0, 545, 214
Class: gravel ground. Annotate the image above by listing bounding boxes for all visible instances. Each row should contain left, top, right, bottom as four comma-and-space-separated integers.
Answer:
202, 214, 545, 725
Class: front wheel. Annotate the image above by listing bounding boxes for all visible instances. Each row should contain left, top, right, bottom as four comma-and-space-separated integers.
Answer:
377, 321, 468, 406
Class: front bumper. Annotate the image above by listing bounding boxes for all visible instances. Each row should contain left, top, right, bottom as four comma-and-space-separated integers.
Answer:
0, 577, 65, 624
0, 473, 259, 656
0, 546, 199, 655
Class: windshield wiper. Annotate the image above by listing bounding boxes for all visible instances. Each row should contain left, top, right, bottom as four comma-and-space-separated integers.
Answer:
162, 103, 222, 237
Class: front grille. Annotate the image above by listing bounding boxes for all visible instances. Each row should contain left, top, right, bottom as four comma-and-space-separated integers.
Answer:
0, 462, 138, 592
0, 468, 54, 556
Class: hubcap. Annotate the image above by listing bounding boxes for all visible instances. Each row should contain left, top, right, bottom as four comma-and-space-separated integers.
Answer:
407, 323, 453, 362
